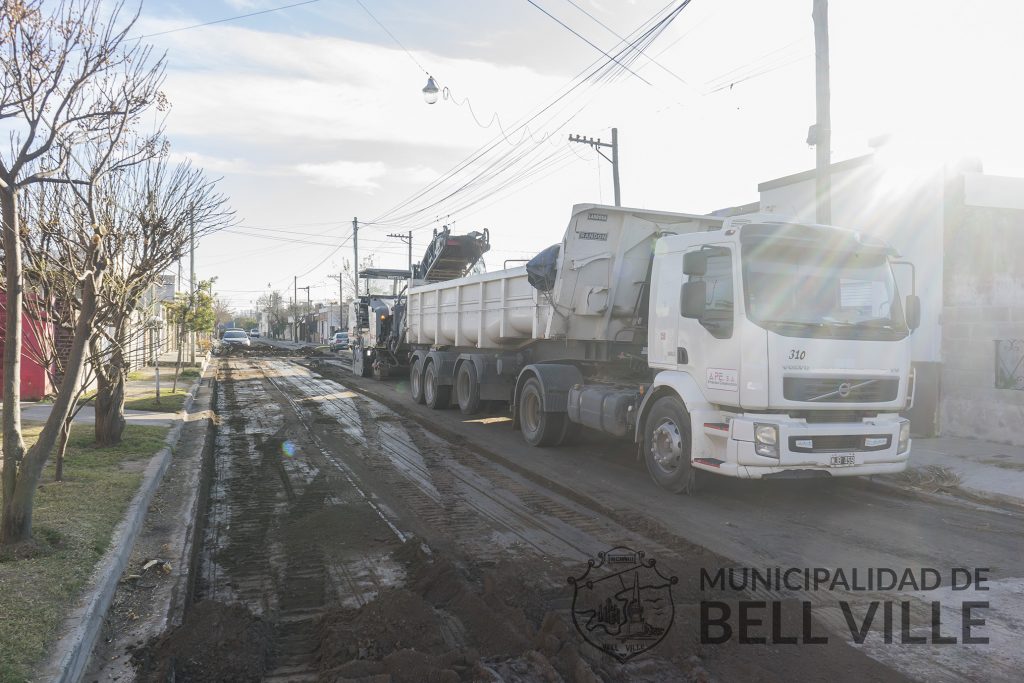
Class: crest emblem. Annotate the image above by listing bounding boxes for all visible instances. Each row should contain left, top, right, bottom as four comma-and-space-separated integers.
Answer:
568, 546, 677, 662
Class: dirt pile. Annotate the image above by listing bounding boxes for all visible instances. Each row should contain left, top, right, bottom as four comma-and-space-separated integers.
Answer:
131, 601, 273, 682
314, 548, 691, 683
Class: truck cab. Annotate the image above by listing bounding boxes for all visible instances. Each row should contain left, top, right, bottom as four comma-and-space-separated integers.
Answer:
638, 217, 918, 490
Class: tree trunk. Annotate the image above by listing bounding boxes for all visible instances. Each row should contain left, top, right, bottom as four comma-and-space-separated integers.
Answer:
172, 321, 183, 393
94, 315, 127, 447
1, 186, 28, 544
1, 249, 102, 544
94, 369, 126, 447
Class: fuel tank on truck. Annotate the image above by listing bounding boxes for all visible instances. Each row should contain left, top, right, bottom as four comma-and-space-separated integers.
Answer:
406, 204, 723, 349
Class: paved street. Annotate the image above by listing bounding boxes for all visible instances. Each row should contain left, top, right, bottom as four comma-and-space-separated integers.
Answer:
154, 348, 1024, 681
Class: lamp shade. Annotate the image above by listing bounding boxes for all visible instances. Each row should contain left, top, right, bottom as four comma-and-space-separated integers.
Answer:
422, 76, 440, 104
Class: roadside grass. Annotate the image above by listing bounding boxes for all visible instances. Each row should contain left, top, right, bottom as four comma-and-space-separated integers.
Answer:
0, 422, 169, 682
123, 390, 189, 413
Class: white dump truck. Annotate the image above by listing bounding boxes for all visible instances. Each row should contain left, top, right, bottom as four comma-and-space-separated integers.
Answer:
390, 204, 919, 492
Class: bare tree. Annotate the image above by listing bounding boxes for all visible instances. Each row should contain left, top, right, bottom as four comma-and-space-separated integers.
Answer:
89, 158, 230, 446
257, 290, 287, 339
0, 0, 166, 545
18, 180, 101, 481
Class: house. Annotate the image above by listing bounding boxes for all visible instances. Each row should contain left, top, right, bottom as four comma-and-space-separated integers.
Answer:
755, 148, 1024, 445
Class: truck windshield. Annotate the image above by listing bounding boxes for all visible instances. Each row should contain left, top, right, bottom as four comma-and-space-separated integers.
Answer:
741, 243, 909, 341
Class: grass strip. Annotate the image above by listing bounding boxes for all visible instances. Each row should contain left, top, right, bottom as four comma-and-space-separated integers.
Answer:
0, 423, 170, 682
123, 390, 189, 414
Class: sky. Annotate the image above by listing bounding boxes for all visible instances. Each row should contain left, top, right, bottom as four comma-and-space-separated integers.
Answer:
128, 0, 1024, 312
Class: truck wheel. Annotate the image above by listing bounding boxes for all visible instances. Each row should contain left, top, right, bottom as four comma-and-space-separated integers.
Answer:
410, 357, 425, 404
456, 362, 482, 415
423, 361, 451, 409
519, 377, 567, 447
642, 396, 696, 494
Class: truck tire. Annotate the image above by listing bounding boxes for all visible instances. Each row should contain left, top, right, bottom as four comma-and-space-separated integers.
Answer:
423, 360, 451, 409
456, 362, 482, 415
642, 396, 696, 494
519, 377, 567, 447
409, 357, 425, 404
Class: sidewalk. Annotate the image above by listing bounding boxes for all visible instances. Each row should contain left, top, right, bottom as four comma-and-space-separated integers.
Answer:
4, 366, 197, 429
884, 435, 1024, 509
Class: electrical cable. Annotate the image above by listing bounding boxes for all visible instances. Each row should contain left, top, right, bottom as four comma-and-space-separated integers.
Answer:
136, 0, 321, 40
525, 0, 652, 86
368, 1, 685, 228
560, 0, 690, 86
353, 0, 430, 75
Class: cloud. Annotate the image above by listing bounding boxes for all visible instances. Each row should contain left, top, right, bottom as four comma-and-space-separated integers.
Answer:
222, 0, 264, 10
292, 160, 387, 192
141, 21, 569, 152
291, 160, 442, 193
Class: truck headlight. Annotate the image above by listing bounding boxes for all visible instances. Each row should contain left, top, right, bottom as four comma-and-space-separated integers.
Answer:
754, 423, 779, 458
898, 421, 910, 454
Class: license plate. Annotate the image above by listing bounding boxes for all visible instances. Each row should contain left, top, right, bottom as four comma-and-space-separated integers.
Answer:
830, 454, 857, 467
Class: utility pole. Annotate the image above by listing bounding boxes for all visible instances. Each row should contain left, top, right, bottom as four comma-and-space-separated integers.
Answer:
293, 276, 298, 342
328, 273, 344, 332
387, 231, 414, 278
352, 217, 359, 298
812, 0, 831, 224
297, 285, 311, 342
189, 210, 195, 365
569, 127, 621, 206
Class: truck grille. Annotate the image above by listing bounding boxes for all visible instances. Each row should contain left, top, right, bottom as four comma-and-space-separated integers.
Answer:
789, 434, 891, 453
784, 377, 898, 403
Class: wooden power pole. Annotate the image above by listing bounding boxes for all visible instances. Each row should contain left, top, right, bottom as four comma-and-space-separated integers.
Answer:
569, 128, 621, 206
812, 0, 831, 224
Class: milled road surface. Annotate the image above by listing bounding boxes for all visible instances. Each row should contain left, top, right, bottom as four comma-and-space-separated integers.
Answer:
306, 350, 1024, 683
170, 346, 1023, 682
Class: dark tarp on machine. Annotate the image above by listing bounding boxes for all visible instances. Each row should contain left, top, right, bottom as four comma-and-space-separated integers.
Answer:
526, 244, 560, 292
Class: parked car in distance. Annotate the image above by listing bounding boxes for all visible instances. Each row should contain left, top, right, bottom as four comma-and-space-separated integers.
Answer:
249, 328, 260, 338
221, 329, 250, 347
329, 331, 349, 351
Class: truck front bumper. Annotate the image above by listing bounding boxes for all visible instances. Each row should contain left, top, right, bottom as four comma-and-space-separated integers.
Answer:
696, 414, 910, 479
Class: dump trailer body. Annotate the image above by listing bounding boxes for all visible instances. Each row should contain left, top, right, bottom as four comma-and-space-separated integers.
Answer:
406, 204, 722, 348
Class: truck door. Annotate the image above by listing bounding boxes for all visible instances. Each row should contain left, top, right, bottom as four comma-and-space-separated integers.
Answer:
678, 244, 743, 406
648, 251, 681, 368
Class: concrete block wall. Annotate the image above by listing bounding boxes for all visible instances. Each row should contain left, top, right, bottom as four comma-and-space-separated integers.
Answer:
941, 204, 1024, 445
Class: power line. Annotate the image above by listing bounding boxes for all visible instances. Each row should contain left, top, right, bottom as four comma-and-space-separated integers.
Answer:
136, 0, 322, 40
560, 0, 689, 86
353, 0, 430, 75
369, 0, 689, 230
525, 0, 651, 86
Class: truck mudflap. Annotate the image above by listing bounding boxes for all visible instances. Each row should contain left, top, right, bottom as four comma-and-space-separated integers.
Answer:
511, 364, 582, 428
702, 414, 911, 479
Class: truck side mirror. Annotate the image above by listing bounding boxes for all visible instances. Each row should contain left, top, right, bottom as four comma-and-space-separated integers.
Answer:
905, 294, 921, 330
681, 281, 706, 319
683, 251, 707, 276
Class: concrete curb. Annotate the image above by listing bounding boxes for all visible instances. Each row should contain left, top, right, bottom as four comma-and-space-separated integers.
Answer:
41, 353, 212, 683
164, 370, 217, 630
861, 474, 1024, 513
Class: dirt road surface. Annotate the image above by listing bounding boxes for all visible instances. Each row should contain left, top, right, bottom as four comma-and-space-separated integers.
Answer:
139, 348, 1023, 682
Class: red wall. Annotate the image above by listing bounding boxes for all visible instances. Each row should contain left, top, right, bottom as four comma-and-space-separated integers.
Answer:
0, 296, 55, 401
